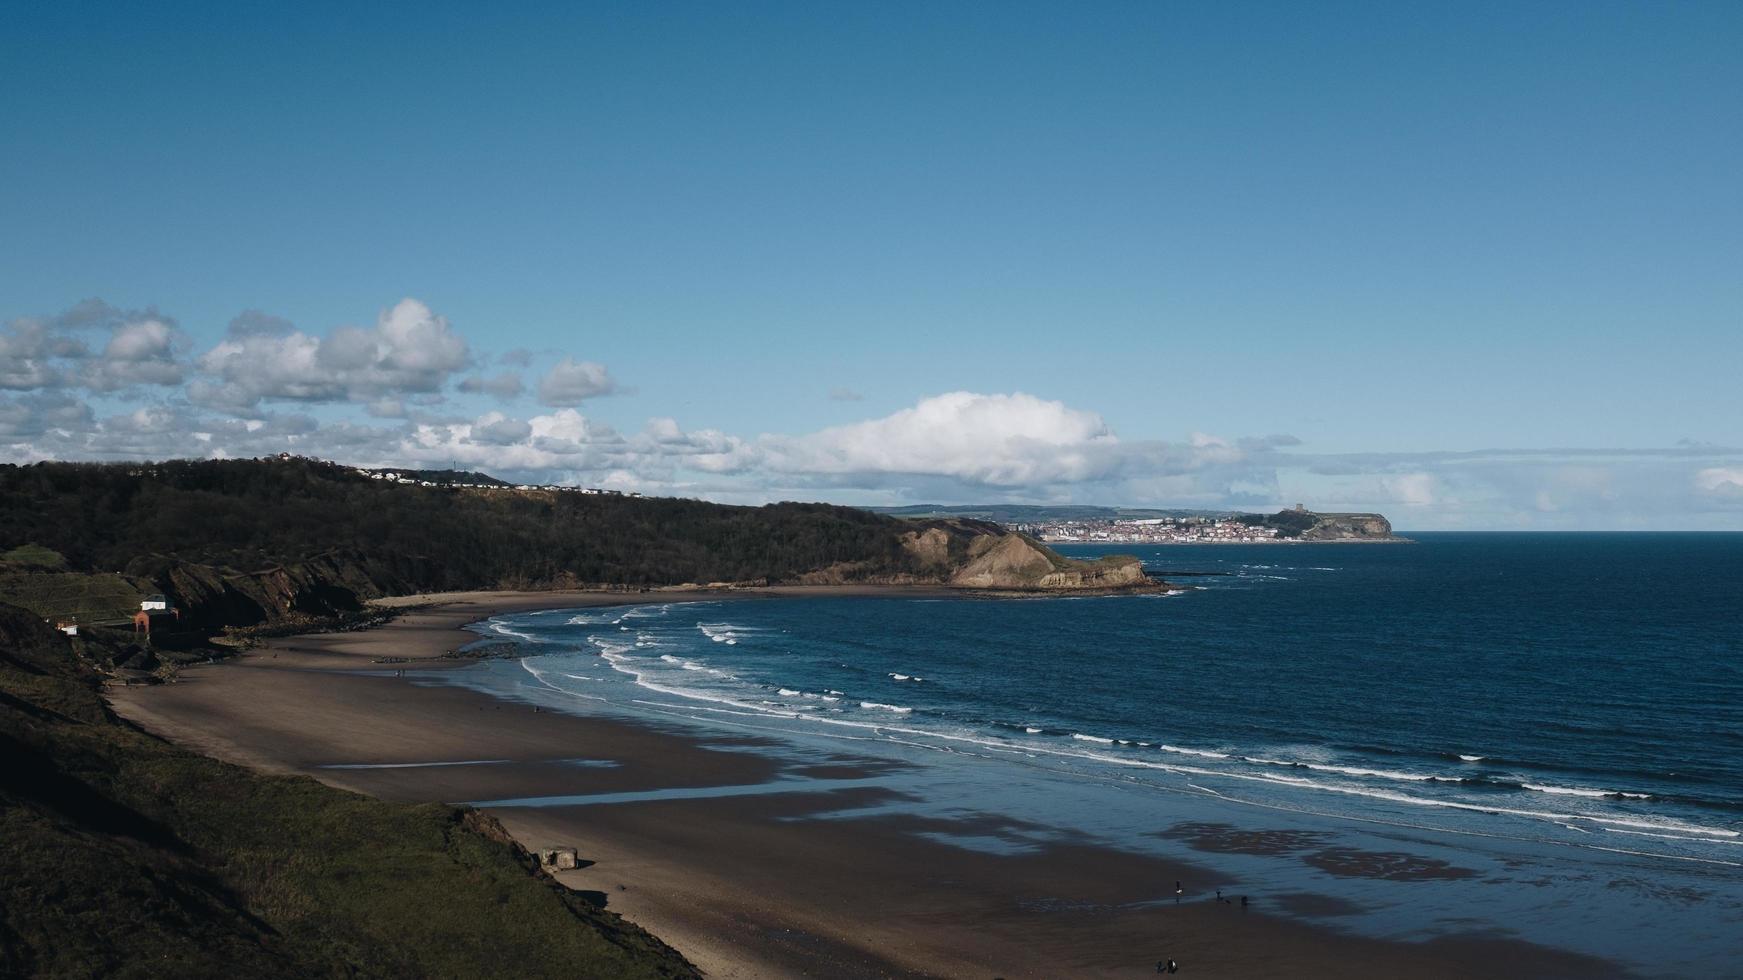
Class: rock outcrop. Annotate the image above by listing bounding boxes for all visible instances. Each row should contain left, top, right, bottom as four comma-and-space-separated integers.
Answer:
1298, 512, 1397, 541
797, 519, 1158, 592
942, 529, 1151, 590
123, 551, 410, 632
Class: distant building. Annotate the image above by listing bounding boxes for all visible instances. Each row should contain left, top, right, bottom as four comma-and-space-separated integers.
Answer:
140, 594, 172, 612
54, 619, 78, 636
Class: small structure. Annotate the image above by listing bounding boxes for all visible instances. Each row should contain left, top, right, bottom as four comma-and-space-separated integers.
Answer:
54, 619, 78, 636
134, 606, 181, 635
536, 847, 581, 871
140, 594, 172, 612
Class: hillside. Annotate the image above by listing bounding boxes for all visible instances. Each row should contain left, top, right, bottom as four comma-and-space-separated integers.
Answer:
0, 459, 1158, 634
0, 603, 697, 979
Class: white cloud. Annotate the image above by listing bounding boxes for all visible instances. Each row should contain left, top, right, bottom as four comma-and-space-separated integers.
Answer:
537, 357, 618, 406
761, 391, 1121, 486
0, 393, 93, 438
2, 302, 187, 393
1695, 467, 1743, 498
84, 317, 184, 390
470, 413, 533, 445
195, 297, 470, 411
1382, 472, 1439, 506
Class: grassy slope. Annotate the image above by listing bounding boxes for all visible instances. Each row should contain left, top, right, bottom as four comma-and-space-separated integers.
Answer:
0, 606, 697, 979
0, 568, 146, 624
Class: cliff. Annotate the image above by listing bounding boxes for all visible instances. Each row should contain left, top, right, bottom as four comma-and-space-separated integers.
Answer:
1298, 512, 1398, 541
796, 519, 1156, 592
126, 551, 412, 632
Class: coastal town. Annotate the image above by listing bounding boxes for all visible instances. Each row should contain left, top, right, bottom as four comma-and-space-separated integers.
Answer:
1012, 516, 1284, 544
254, 452, 646, 497
363, 467, 643, 497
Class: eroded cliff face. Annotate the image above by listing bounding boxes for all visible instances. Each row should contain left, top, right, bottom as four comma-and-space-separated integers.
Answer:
943, 530, 1151, 590
132, 552, 409, 631
1299, 513, 1396, 541
808, 521, 1148, 592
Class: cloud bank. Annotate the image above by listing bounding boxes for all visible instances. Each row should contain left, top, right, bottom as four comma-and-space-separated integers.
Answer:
3, 296, 1740, 529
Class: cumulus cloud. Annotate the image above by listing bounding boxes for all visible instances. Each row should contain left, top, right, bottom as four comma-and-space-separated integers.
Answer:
83, 317, 184, 390
195, 298, 470, 411
2, 301, 187, 393
537, 357, 618, 406
0, 392, 94, 438
761, 392, 1121, 486
470, 413, 534, 445
0, 320, 78, 389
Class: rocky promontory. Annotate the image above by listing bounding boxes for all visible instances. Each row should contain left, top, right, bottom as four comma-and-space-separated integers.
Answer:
794, 519, 1159, 592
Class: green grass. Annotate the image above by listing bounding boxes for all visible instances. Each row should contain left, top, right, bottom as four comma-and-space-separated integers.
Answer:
0, 605, 697, 979
0, 569, 145, 624
0, 544, 69, 570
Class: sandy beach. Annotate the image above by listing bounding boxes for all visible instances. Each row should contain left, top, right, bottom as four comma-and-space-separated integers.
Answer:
108, 588, 1618, 979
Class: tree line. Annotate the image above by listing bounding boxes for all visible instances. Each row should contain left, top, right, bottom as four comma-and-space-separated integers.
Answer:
0, 458, 918, 588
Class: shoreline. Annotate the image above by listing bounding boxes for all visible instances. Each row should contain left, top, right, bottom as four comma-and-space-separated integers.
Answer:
109, 587, 1618, 979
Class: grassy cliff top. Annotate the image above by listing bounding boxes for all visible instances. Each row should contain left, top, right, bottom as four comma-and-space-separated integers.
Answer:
0, 603, 698, 979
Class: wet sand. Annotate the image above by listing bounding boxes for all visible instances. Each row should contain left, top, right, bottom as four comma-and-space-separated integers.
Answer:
108, 588, 1621, 979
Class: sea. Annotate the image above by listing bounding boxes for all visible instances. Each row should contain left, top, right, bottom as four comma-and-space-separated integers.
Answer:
444, 533, 1743, 973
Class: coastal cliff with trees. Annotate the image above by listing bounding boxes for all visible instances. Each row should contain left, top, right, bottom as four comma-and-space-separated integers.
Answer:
0, 457, 1157, 637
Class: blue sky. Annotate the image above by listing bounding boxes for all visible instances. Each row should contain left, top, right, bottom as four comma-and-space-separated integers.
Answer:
3, 1, 1740, 527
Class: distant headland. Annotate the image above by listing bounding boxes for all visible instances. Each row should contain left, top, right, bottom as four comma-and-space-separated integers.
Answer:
868, 504, 1407, 545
